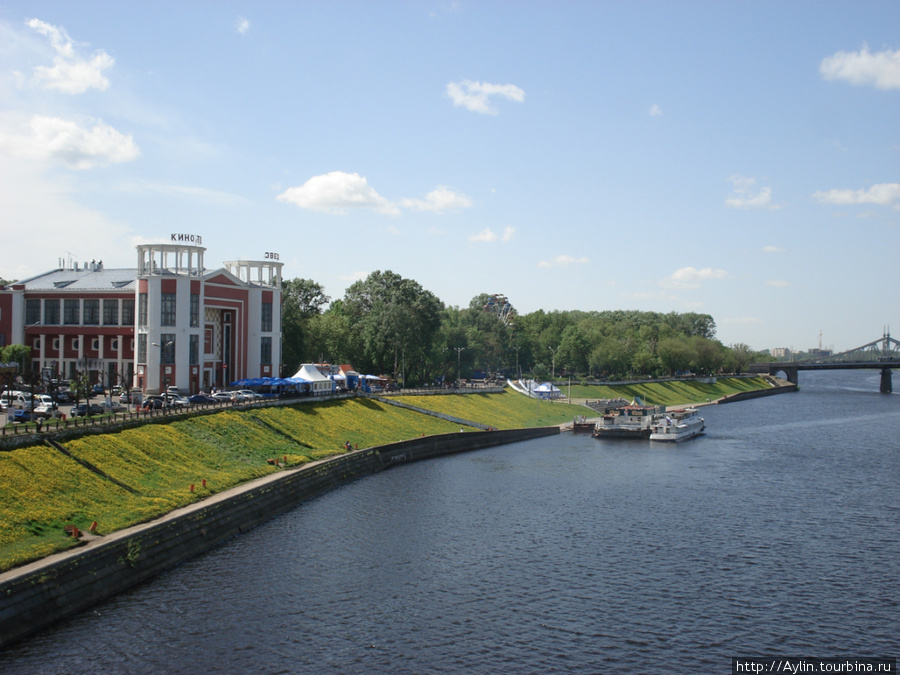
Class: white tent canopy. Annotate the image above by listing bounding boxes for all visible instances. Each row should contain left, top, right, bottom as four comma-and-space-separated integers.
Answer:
291, 364, 334, 395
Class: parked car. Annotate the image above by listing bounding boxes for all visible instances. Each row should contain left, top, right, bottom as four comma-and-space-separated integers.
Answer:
70, 403, 104, 417
142, 397, 165, 410
166, 395, 191, 409
91, 384, 106, 395
188, 394, 216, 405
98, 401, 125, 413
11, 409, 32, 423
33, 403, 59, 419
211, 391, 236, 402
235, 389, 261, 401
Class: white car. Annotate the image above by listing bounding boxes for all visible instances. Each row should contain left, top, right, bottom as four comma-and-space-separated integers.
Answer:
235, 389, 260, 400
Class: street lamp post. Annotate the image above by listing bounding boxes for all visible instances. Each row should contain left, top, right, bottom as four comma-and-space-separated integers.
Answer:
549, 345, 559, 381
455, 347, 464, 385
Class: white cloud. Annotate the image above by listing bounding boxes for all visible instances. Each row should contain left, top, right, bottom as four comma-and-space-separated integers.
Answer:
278, 172, 475, 216
820, 44, 900, 90
469, 228, 498, 243
725, 175, 777, 209
649, 104, 662, 116
766, 280, 791, 288
276, 171, 399, 214
400, 186, 472, 212
538, 254, 589, 268
661, 267, 728, 289
446, 80, 525, 115
0, 114, 139, 169
813, 183, 900, 210
763, 245, 785, 253
235, 17, 250, 35
501, 226, 515, 242
27, 19, 114, 94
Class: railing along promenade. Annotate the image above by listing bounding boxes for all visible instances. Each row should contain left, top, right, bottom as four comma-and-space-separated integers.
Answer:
0, 383, 505, 449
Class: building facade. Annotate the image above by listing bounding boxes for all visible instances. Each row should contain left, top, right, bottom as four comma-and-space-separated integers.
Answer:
0, 242, 282, 395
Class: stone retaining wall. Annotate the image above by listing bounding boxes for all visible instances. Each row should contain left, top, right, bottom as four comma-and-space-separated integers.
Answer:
0, 426, 557, 649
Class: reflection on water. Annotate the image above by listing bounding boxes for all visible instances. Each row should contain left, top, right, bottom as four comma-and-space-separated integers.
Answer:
2, 370, 898, 673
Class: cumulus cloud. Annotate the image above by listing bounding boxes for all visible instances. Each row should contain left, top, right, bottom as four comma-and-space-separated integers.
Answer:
813, 183, 900, 210
725, 175, 777, 209
649, 104, 663, 116
661, 267, 728, 289
235, 16, 250, 35
0, 115, 139, 169
446, 80, 525, 115
400, 186, 472, 212
537, 254, 589, 268
469, 229, 498, 243
820, 44, 900, 90
278, 172, 475, 216
277, 171, 399, 214
27, 19, 114, 94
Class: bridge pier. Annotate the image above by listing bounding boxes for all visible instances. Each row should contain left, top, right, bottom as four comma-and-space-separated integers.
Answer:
881, 367, 892, 394
770, 365, 798, 385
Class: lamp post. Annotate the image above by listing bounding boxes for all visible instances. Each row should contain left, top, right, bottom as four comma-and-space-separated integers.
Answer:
455, 346, 464, 385
549, 345, 559, 381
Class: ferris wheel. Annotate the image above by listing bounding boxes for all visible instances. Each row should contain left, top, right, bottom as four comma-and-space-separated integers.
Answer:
483, 294, 515, 326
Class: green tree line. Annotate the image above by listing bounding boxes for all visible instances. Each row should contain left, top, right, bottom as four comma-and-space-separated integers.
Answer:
281, 271, 768, 385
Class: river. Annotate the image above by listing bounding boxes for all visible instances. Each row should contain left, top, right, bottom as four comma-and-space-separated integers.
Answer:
1, 370, 897, 673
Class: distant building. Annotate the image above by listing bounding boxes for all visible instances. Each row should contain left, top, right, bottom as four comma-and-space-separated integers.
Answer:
769, 347, 792, 359
0, 242, 283, 394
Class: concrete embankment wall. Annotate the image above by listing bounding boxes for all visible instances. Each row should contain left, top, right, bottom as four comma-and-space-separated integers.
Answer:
0, 426, 557, 649
717, 383, 798, 404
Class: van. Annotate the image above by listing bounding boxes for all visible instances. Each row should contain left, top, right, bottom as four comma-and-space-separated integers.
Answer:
0, 391, 33, 410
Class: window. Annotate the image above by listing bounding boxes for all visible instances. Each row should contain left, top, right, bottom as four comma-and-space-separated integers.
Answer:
103, 299, 119, 325
71, 337, 80, 351
160, 334, 176, 364
137, 334, 147, 364
190, 293, 200, 327
261, 302, 273, 332
161, 293, 176, 326
26, 299, 41, 325
53, 338, 60, 350
110, 338, 119, 351
122, 298, 135, 325
33, 337, 42, 350
64, 299, 80, 325
189, 334, 199, 365
138, 293, 148, 327
260, 336, 272, 364
44, 299, 60, 325
83, 299, 100, 325
91, 338, 100, 351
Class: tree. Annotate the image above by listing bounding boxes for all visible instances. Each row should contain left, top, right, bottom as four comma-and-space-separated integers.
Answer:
281, 278, 330, 373
342, 271, 444, 385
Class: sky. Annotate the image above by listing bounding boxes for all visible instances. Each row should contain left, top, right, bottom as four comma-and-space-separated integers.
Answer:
0, 1, 897, 353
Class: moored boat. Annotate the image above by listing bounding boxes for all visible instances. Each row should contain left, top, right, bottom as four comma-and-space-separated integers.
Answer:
572, 415, 595, 432
649, 408, 705, 442
591, 403, 663, 439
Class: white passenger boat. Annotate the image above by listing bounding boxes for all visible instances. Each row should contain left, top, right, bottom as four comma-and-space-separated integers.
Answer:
649, 408, 705, 442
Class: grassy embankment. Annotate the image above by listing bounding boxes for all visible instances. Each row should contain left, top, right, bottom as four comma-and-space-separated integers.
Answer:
0, 378, 771, 573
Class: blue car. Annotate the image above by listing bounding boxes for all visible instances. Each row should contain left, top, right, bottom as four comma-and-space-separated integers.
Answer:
188, 394, 216, 404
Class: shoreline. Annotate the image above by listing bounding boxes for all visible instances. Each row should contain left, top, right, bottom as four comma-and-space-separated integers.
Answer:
0, 426, 557, 650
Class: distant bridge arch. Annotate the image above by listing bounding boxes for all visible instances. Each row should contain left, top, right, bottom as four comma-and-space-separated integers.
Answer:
748, 330, 899, 393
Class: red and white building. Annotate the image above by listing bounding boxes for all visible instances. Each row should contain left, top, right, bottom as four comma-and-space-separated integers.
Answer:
0, 241, 282, 395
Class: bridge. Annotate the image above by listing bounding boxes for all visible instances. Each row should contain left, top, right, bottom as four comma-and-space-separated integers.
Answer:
748, 330, 900, 393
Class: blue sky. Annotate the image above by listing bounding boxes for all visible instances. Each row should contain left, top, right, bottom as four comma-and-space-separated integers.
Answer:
1, 1, 897, 353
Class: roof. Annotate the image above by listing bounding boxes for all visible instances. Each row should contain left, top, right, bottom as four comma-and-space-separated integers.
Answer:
15, 268, 137, 292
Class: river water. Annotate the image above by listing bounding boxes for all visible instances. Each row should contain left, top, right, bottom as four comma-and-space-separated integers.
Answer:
1, 370, 897, 673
